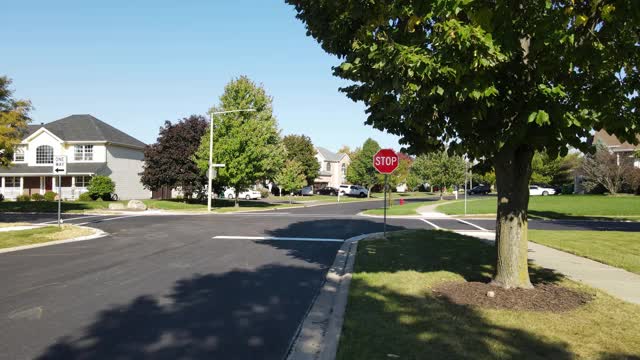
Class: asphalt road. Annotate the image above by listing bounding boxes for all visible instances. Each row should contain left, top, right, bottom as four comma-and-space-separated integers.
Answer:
1, 200, 639, 359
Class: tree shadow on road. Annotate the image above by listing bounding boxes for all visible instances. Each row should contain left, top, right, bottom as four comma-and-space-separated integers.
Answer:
36, 264, 328, 360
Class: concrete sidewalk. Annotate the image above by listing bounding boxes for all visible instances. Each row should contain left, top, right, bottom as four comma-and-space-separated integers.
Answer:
460, 230, 640, 304
417, 202, 452, 218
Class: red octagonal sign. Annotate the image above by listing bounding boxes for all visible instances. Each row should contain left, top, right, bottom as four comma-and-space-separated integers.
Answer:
373, 149, 399, 174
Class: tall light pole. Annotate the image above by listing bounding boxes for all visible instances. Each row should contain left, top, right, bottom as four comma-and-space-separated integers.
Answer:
207, 108, 255, 212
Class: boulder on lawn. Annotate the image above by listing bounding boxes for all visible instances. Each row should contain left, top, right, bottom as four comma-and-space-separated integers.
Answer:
127, 200, 147, 211
108, 203, 126, 210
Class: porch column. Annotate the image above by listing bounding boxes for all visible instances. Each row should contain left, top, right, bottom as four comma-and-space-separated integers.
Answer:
1, 177, 4, 196
52, 176, 56, 193
40, 176, 44, 195
71, 176, 76, 199
19, 177, 23, 194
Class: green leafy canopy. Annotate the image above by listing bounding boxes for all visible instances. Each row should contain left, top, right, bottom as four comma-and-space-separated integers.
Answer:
286, 0, 640, 163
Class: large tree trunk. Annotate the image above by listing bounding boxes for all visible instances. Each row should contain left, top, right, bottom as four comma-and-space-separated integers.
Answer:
234, 189, 240, 208
492, 146, 534, 289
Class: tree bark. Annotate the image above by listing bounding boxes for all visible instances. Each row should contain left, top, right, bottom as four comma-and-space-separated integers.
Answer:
492, 145, 535, 289
367, 185, 373, 198
234, 188, 240, 208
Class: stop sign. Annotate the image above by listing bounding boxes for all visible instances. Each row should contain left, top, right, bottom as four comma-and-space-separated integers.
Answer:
373, 149, 399, 174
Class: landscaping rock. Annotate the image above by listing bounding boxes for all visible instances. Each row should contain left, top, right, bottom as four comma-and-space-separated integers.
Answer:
487, 291, 496, 298
108, 203, 126, 210
127, 200, 147, 211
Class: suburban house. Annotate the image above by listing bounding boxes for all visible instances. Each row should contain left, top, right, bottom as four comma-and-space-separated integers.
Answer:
592, 129, 640, 168
0, 114, 150, 200
314, 147, 350, 188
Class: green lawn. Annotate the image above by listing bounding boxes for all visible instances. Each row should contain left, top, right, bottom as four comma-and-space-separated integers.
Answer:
437, 195, 640, 220
142, 199, 298, 213
0, 200, 127, 213
0, 225, 95, 249
362, 200, 444, 216
338, 230, 640, 359
529, 230, 640, 275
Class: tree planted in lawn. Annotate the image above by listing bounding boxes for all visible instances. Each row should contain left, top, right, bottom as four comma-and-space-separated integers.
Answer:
194, 76, 284, 207
142, 115, 208, 200
286, 0, 640, 288
346, 138, 383, 197
581, 144, 635, 194
282, 134, 320, 185
274, 160, 307, 204
411, 152, 465, 199
0, 76, 31, 167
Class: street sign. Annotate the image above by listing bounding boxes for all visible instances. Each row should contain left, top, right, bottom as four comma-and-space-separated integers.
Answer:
373, 149, 399, 174
53, 155, 67, 175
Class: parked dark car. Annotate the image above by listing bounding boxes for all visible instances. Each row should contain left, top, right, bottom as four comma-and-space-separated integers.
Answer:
316, 186, 339, 196
468, 184, 491, 195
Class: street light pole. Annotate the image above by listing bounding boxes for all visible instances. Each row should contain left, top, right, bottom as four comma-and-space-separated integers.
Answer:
207, 108, 255, 212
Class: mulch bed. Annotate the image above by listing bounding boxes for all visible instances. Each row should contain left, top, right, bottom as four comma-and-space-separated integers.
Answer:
432, 281, 592, 312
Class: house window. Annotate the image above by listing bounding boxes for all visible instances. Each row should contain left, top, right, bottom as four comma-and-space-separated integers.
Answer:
341, 163, 346, 176
74, 145, 94, 161
325, 162, 331, 171
36, 145, 54, 164
13, 147, 24, 162
5, 177, 20, 188
75, 176, 92, 187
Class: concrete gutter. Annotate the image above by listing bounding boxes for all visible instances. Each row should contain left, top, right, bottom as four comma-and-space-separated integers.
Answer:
0, 226, 108, 254
287, 232, 385, 360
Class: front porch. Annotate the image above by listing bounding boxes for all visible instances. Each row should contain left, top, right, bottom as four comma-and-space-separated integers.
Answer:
1, 175, 91, 200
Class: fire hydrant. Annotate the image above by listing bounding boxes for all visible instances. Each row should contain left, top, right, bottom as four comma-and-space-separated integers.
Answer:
399, 199, 405, 205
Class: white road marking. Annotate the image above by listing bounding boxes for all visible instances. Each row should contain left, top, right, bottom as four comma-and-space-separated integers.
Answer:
39, 214, 108, 225
212, 236, 344, 243
75, 215, 141, 226
457, 219, 489, 231
420, 219, 441, 230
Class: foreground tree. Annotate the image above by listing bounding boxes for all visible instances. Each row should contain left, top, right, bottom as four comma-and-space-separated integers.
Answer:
142, 115, 208, 199
346, 138, 383, 197
194, 76, 284, 207
287, 0, 640, 288
274, 160, 307, 204
0, 76, 32, 167
282, 134, 320, 185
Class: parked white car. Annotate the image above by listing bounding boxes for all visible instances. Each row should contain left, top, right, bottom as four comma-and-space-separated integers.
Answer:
223, 188, 262, 200
338, 184, 369, 198
529, 185, 556, 196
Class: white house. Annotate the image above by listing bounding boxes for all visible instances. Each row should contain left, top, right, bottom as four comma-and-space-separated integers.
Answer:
592, 129, 640, 168
314, 147, 350, 188
0, 114, 150, 200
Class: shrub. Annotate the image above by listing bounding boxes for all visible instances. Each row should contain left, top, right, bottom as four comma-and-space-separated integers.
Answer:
31, 193, 45, 201
260, 188, 270, 199
44, 191, 57, 201
87, 175, 116, 200
16, 194, 30, 202
0, 193, 4, 202
78, 192, 93, 201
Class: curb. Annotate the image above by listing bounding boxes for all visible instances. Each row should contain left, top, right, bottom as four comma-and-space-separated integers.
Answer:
0, 226, 108, 254
287, 232, 385, 360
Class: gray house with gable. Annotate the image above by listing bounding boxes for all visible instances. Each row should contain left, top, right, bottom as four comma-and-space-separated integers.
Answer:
0, 115, 150, 200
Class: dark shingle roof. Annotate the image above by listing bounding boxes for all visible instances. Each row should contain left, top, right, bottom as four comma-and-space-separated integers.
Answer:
26, 115, 146, 148
0, 162, 107, 175
316, 147, 346, 162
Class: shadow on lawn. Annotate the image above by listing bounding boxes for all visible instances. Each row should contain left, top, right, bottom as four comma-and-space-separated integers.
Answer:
0, 201, 103, 213
337, 231, 637, 360
528, 209, 635, 222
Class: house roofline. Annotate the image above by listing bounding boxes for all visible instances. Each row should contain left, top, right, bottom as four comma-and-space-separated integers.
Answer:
22, 127, 64, 144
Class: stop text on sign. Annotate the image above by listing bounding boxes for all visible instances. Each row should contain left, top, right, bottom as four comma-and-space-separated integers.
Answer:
373, 149, 399, 174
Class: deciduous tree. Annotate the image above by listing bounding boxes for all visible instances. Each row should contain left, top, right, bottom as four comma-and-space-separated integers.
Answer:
274, 160, 307, 204
346, 138, 383, 197
581, 144, 633, 194
195, 76, 284, 207
286, 0, 640, 288
282, 134, 320, 185
142, 115, 208, 199
411, 152, 465, 199
0, 76, 31, 167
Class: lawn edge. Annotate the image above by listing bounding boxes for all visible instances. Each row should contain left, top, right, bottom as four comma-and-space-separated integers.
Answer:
286, 231, 386, 360
0, 225, 108, 254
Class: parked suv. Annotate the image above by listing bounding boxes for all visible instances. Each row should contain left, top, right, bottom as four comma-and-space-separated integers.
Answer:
339, 184, 368, 198
468, 184, 491, 195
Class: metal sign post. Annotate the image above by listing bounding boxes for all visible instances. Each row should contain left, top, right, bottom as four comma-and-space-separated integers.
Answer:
53, 155, 67, 227
383, 174, 388, 237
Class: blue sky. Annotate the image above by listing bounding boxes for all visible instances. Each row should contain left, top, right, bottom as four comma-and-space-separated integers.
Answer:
2, 0, 401, 151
